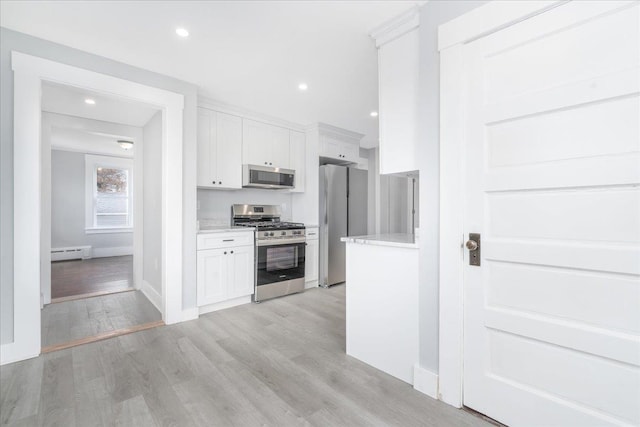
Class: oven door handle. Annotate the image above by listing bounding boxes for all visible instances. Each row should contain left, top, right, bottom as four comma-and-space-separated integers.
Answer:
257, 238, 306, 247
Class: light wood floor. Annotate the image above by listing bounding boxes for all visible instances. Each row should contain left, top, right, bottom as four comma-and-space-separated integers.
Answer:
2, 286, 491, 427
41, 290, 162, 348
51, 255, 133, 299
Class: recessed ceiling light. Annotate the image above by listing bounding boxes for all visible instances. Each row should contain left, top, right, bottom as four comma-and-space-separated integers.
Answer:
117, 140, 134, 150
176, 28, 189, 38
370, 111, 378, 117
298, 83, 308, 91
85, 98, 96, 105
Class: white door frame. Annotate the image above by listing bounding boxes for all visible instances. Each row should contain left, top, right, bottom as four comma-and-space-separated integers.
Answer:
3, 51, 184, 365
437, 0, 569, 407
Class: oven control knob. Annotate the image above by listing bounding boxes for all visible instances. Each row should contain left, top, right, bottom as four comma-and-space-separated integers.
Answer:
269, 232, 275, 237
264, 232, 269, 237
281, 231, 286, 236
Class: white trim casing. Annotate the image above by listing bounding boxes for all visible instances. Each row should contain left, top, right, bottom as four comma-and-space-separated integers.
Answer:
4, 51, 184, 365
141, 280, 162, 313
413, 364, 439, 400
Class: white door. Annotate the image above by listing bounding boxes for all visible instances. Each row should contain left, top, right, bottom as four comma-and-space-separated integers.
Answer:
242, 119, 271, 167
462, 2, 640, 426
215, 112, 242, 189
227, 245, 254, 299
196, 248, 227, 305
270, 125, 291, 169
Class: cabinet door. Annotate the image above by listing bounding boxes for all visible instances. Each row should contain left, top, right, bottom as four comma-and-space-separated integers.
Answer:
305, 238, 319, 284
289, 130, 305, 193
215, 112, 242, 189
197, 248, 227, 305
378, 28, 419, 174
227, 245, 254, 298
197, 108, 215, 187
342, 141, 360, 163
270, 126, 291, 169
242, 119, 271, 166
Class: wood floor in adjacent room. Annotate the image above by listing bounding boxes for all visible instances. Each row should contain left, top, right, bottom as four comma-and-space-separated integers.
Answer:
41, 290, 162, 348
51, 255, 133, 299
1, 285, 490, 427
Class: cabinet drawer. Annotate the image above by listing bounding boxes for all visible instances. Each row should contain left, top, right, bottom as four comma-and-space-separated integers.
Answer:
197, 232, 254, 250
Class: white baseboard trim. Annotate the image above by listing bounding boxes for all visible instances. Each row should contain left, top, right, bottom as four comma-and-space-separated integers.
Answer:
199, 295, 251, 315
182, 307, 199, 322
141, 280, 162, 313
92, 246, 133, 258
0, 342, 39, 366
305, 280, 318, 289
413, 364, 439, 400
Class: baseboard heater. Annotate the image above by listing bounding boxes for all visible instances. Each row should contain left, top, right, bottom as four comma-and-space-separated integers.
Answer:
51, 246, 92, 261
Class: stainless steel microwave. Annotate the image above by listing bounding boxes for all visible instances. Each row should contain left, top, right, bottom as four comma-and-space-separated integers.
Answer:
242, 164, 295, 189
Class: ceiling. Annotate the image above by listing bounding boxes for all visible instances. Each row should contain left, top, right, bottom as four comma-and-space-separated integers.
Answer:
42, 82, 160, 127
1, 1, 419, 148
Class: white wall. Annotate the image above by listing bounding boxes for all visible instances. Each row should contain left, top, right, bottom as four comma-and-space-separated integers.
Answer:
51, 150, 133, 252
416, 0, 488, 372
198, 188, 294, 224
0, 27, 198, 345
143, 111, 162, 294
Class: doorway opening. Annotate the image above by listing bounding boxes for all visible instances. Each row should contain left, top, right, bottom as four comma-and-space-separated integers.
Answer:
7, 52, 183, 365
40, 81, 165, 351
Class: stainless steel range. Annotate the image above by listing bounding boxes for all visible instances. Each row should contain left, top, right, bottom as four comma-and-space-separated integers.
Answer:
232, 204, 306, 302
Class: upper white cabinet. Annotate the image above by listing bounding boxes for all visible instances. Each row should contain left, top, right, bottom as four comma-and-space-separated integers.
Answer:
371, 7, 420, 175
290, 130, 306, 193
197, 108, 242, 189
314, 123, 363, 164
242, 119, 291, 169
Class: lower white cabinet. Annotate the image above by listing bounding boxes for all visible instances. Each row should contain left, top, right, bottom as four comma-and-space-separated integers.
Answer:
305, 227, 319, 286
197, 234, 254, 306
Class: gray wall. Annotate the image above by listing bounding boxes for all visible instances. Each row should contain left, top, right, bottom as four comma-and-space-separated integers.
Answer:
416, 0, 488, 372
0, 27, 198, 345
51, 150, 133, 250
143, 112, 162, 294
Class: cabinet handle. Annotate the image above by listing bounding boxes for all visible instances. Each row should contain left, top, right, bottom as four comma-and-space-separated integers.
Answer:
224, 251, 227, 255
223, 239, 235, 242
212, 181, 216, 184
264, 162, 268, 165
218, 181, 222, 184
230, 250, 234, 254
269, 162, 272, 165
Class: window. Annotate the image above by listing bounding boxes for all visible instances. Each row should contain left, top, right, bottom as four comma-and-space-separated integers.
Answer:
85, 155, 133, 232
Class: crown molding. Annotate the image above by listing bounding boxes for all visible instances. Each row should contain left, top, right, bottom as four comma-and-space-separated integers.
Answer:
197, 95, 306, 132
369, 4, 423, 48
307, 122, 365, 143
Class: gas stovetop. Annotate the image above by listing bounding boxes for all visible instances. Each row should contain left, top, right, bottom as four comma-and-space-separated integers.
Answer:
235, 221, 305, 231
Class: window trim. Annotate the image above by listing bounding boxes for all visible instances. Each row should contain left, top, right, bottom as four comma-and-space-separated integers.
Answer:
85, 154, 134, 233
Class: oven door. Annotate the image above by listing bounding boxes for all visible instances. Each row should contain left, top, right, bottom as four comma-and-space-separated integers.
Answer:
256, 240, 305, 286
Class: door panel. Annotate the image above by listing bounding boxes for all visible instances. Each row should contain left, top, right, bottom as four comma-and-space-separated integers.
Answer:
197, 108, 212, 187
196, 248, 227, 305
216, 112, 242, 189
462, 2, 640, 426
270, 126, 291, 169
228, 245, 253, 298
242, 119, 271, 167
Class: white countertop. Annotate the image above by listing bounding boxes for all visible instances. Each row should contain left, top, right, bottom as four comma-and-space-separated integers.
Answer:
341, 233, 418, 249
197, 226, 255, 234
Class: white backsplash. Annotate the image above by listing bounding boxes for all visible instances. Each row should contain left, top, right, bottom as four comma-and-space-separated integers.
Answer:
197, 188, 294, 224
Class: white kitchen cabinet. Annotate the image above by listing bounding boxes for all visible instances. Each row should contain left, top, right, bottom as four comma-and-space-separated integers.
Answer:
197, 108, 242, 189
290, 130, 306, 193
373, 10, 420, 175
315, 123, 363, 164
242, 119, 291, 169
304, 227, 319, 287
196, 231, 254, 306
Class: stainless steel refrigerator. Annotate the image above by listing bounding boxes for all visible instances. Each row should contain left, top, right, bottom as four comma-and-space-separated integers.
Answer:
319, 165, 368, 288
